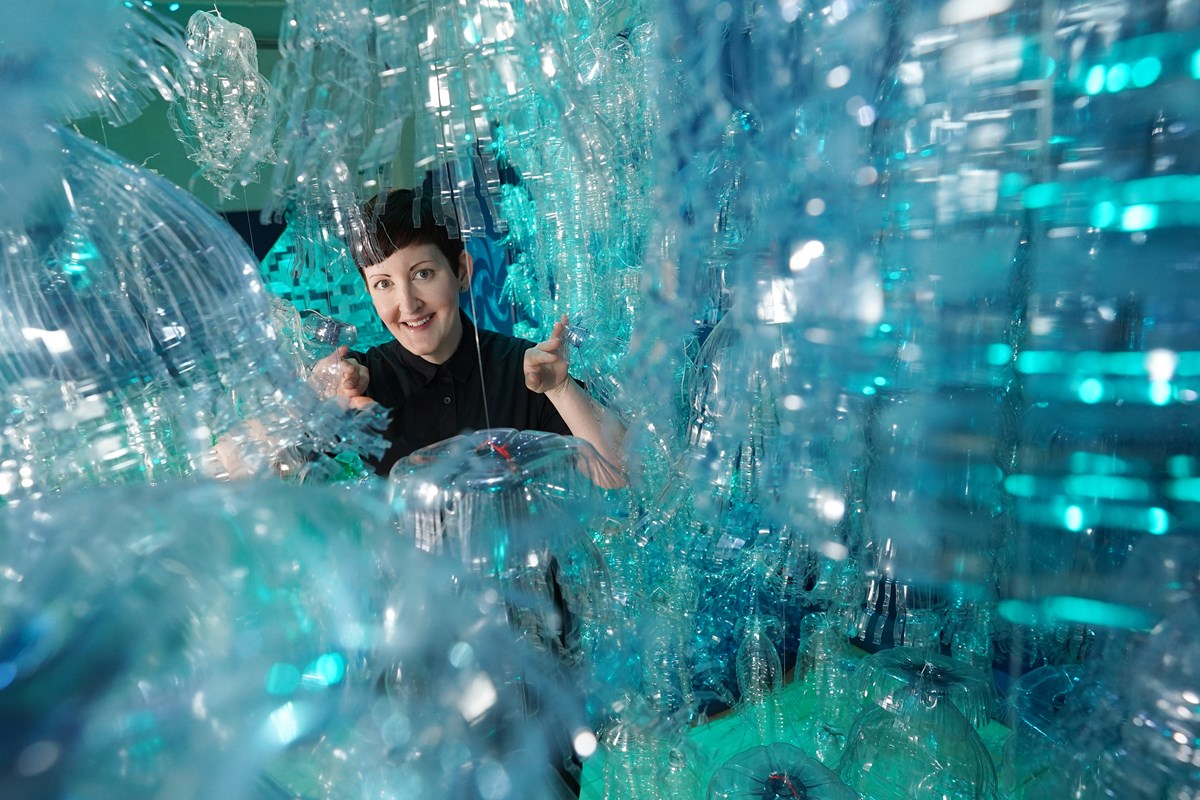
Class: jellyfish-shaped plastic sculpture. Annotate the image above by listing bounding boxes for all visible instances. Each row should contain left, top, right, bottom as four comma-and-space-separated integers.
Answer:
853, 648, 998, 732
707, 742, 859, 800
388, 428, 626, 717
997, 664, 1089, 797
389, 428, 621, 568
0, 126, 385, 500
838, 682, 997, 800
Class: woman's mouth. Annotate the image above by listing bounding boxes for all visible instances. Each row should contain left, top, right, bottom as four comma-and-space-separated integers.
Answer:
403, 315, 433, 329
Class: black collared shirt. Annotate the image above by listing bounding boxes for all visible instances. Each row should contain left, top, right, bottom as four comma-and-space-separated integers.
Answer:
348, 313, 571, 475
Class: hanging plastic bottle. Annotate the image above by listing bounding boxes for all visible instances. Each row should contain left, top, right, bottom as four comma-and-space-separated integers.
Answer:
301, 308, 359, 398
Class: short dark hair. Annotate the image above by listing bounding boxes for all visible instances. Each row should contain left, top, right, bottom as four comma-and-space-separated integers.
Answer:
357, 189, 464, 270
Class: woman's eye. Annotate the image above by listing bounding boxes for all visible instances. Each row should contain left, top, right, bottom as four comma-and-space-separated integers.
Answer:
414, 269, 433, 280
372, 279, 392, 291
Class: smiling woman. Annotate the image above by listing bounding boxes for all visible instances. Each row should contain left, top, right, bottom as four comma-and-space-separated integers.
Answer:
316, 189, 626, 478
362, 242, 473, 365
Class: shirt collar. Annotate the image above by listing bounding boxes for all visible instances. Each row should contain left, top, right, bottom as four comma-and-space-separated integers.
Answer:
393, 310, 478, 385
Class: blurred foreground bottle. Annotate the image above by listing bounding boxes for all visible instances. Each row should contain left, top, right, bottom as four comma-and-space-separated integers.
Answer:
999, 0, 1200, 669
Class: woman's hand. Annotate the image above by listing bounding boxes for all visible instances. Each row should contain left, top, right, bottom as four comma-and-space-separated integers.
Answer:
312, 346, 375, 409
524, 315, 570, 396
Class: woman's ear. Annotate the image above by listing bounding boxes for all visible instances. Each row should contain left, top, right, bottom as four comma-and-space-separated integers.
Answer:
457, 251, 474, 292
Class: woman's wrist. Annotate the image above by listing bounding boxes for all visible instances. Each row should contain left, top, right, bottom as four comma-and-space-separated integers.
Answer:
545, 376, 574, 401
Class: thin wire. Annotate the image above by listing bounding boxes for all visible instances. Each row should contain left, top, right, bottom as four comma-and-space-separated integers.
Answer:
440, 159, 493, 432
464, 241, 493, 430
241, 184, 257, 258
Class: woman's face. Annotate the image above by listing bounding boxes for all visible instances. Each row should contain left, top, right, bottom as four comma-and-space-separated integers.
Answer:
362, 243, 470, 364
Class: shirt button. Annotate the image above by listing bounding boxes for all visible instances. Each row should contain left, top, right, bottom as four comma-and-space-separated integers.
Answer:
443, 396, 451, 405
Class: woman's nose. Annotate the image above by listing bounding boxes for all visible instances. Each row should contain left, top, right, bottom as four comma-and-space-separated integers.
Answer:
397, 285, 423, 314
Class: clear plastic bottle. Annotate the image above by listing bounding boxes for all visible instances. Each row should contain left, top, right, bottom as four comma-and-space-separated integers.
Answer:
734, 615, 784, 743
301, 309, 359, 398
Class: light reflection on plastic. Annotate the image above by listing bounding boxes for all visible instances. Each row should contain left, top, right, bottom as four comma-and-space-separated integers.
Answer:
462, 16, 481, 45
449, 642, 473, 668
1064, 505, 1084, 532
267, 702, 300, 745
1132, 56, 1162, 87
573, 729, 598, 758
1146, 349, 1179, 381
1167, 455, 1197, 478
1045, 597, 1156, 630
940, 0, 1012, 25
303, 652, 346, 688
756, 278, 796, 324
1077, 378, 1103, 404
1105, 62, 1131, 93
1090, 200, 1118, 228
1147, 507, 1170, 535
1063, 475, 1150, 501
1004, 474, 1036, 497
1167, 478, 1200, 502
820, 494, 845, 521
22, 327, 73, 355
1150, 381, 1172, 406
266, 662, 302, 696
418, 481, 440, 504
999, 598, 1156, 630
459, 674, 498, 721
1121, 203, 1159, 231
789, 239, 824, 271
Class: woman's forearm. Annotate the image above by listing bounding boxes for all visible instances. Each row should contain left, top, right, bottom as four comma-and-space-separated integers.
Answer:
546, 379, 628, 484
